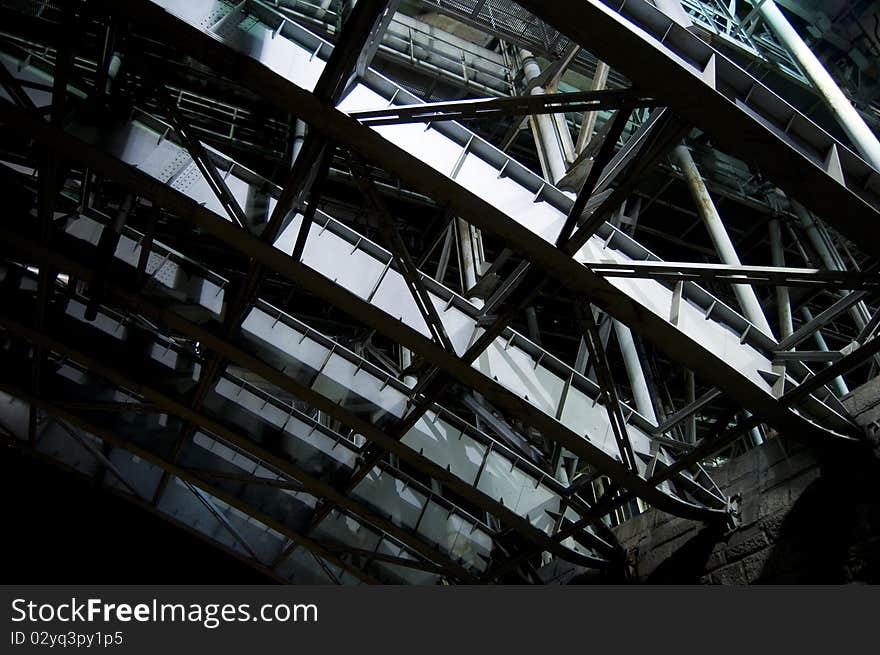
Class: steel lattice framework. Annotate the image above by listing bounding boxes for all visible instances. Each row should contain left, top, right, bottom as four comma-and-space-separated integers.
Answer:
1, 0, 878, 584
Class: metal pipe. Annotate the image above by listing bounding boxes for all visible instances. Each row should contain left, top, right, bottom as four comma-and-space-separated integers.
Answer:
289, 119, 306, 166
768, 217, 793, 339
684, 369, 696, 444
520, 50, 568, 184
456, 216, 484, 309
758, 0, 880, 171
673, 145, 775, 338
575, 61, 609, 155
801, 307, 849, 396
744, 411, 764, 447
399, 344, 416, 387
791, 200, 872, 330
525, 306, 542, 346
612, 319, 657, 423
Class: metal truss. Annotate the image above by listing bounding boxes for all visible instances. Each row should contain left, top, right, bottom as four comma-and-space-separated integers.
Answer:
350, 89, 656, 126
1, 0, 878, 585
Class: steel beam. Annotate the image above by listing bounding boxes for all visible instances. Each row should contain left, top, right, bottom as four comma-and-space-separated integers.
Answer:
0, 383, 378, 584
349, 88, 654, 127
510, 0, 880, 257
1, 226, 606, 570
0, 311, 481, 583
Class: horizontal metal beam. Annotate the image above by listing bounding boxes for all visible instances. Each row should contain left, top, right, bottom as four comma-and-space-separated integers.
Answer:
584, 260, 880, 290
773, 351, 844, 363
349, 89, 655, 126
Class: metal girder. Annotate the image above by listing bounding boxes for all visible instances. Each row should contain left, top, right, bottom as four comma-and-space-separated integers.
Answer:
181, 467, 305, 493
511, 0, 880, 257
574, 303, 638, 473
1, 225, 607, 571
0, 100, 755, 523
782, 334, 880, 405
773, 351, 844, 363
0, 59, 38, 112
565, 108, 692, 252
314, 0, 397, 103
262, 0, 397, 246
461, 394, 544, 468
527, 42, 581, 93
151, 77, 251, 232
557, 105, 635, 248
0, 309, 481, 583
348, 89, 655, 127
347, 153, 455, 352
82, 0, 855, 467
320, 544, 448, 577
654, 388, 723, 436
184, 481, 263, 563
53, 401, 163, 414
775, 290, 871, 351
462, 107, 667, 363
583, 260, 880, 290
856, 307, 880, 345
0, 383, 378, 584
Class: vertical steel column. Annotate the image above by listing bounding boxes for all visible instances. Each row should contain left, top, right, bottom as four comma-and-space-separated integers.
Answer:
399, 344, 416, 387
769, 218, 794, 339
456, 216, 484, 309
802, 307, 849, 396
791, 200, 872, 329
575, 61, 609, 156
803, 307, 851, 396
684, 369, 696, 444
289, 119, 306, 166
612, 320, 657, 423
758, 0, 880, 171
519, 50, 568, 184
673, 145, 775, 338
522, 49, 657, 424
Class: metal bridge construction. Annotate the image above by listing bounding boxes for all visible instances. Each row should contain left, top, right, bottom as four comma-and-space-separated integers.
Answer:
1, 0, 879, 583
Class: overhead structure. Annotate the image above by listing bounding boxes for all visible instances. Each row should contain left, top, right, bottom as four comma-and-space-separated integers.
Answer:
1, 0, 878, 584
